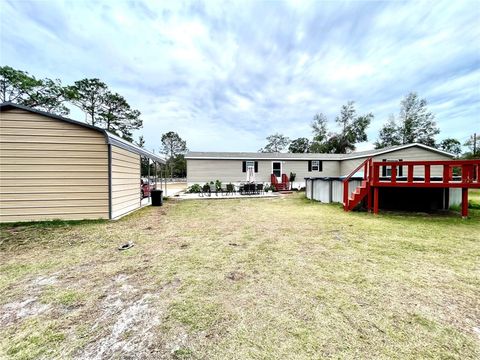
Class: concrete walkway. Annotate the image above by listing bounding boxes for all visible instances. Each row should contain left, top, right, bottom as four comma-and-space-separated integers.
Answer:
177, 192, 279, 200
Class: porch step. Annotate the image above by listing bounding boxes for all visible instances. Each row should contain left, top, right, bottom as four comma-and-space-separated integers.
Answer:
346, 185, 369, 211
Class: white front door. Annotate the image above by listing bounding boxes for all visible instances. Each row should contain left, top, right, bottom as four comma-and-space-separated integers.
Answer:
272, 161, 282, 182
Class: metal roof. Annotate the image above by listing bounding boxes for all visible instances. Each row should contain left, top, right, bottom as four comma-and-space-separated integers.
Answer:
0, 102, 165, 163
186, 143, 454, 160
185, 151, 344, 160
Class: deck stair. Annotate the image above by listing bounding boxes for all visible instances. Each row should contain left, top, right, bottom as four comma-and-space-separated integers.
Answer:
346, 180, 369, 211
271, 174, 290, 191
343, 158, 372, 212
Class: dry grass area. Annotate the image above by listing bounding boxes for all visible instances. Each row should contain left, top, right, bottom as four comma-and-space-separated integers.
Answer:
0, 194, 479, 359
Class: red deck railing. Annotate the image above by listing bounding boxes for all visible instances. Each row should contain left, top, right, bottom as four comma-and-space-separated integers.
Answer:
343, 158, 479, 217
371, 159, 480, 188
271, 174, 277, 185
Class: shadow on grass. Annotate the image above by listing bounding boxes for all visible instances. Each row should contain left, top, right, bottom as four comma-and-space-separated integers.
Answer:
301, 194, 480, 223
0, 218, 107, 230
0, 199, 169, 230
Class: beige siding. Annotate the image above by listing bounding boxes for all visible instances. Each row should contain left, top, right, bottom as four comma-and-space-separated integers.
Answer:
110, 145, 140, 219
187, 159, 340, 185
0, 109, 109, 222
187, 146, 453, 186
340, 146, 453, 177
282, 160, 340, 179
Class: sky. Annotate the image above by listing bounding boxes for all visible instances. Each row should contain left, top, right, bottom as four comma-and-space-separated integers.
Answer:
1, 0, 479, 153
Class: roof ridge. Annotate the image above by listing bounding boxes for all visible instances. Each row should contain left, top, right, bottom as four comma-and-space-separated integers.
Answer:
186, 143, 454, 159
1, 102, 165, 163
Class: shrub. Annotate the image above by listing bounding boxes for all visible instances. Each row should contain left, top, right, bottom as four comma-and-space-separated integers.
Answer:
265, 184, 275, 192
188, 184, 202, 193
215, 179, 222, 191
469, 200, 480, 209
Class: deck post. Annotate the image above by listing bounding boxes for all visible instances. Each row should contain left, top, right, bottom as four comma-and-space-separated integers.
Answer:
367, 187, 372, 212
425, 165, 431, 183
373, 164, 379, 184
391, 165, 397, 184
408, 164, 414, 183
443, 165, 449, 184
343, 180, 348, 210
461, 187, 468, 218
373, 187, 379, 215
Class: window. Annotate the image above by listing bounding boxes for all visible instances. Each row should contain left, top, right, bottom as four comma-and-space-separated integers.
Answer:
308, 160, 322, 172
272, 162, 281, 177
382, 159, 392, 177
242, 161, 258, 173
382, 159, 403, 177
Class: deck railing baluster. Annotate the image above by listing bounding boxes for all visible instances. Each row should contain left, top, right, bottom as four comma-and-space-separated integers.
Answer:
425, 165, 431, 183
391, 165, 397, 184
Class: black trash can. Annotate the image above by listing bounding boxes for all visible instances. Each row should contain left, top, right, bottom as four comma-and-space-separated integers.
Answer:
151, 190, 163, 206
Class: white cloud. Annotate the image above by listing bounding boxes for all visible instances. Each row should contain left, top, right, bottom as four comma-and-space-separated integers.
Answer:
1, 0, 478, 152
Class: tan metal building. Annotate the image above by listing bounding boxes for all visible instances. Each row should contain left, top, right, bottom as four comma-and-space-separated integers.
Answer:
0, 103, 165, 223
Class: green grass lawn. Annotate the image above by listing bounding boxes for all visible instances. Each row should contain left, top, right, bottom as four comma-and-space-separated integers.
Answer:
470, 188, 480, 207
0, 194, 479, 359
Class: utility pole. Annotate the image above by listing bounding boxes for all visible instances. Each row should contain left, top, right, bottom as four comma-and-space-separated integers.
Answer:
474, 133, 477, 155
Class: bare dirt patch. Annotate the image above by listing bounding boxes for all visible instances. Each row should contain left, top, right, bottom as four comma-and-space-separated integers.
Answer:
1, 274, 59, 327
74, 275, 162, 359
226, 271, 245, 281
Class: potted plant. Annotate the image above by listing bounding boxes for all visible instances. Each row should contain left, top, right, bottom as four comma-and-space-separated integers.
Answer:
215, 179, 222, 192
289, 172, 296, 190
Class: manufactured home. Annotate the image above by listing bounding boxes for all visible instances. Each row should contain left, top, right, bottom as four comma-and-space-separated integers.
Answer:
0, 103, 165, 223
185, 146, 480, 214
186, 144, 455, 188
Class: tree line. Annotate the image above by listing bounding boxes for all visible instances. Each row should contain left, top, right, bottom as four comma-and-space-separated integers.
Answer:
1, 66, 142, 141
137, 131, 188, 178
1, 65, 191, 177
2, 66, 477, 170
260, 92, 478, 158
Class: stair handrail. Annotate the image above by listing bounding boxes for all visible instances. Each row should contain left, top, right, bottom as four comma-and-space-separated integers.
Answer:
271, 174, 278, 186
343, 157, 372, 210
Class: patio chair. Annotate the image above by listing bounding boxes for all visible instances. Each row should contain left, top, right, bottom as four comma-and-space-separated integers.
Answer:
209, 183, 217, 196
239, 184, 245, 195
226, 183, 235, 195
256, 183, 263, 195
202, 184, 211, 197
